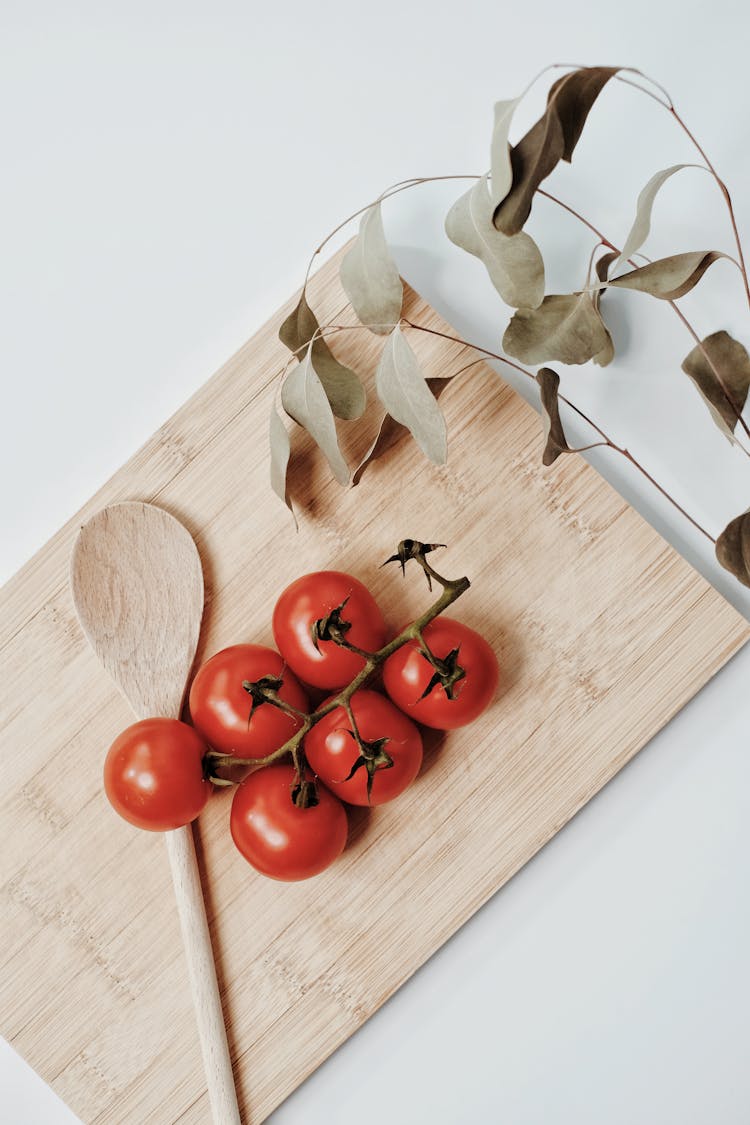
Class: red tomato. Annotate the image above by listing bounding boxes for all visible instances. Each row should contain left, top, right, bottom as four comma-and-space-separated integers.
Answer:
189, 644, 308, 759
273, 571, 387, 690
383, 617, 498, 729
230, 763, 348, 881
104, 718, 209, 831
304, 689, 422, 806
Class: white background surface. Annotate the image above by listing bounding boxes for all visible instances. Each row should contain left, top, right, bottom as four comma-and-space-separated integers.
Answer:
3, 1, 750, 1122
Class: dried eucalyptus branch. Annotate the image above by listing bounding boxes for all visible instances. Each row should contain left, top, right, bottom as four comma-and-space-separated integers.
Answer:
270, 64, 750, 584
534, 190, 750, 450
664, 106, 750, 309
399, 320, 716, 544
274, 316, 717, 545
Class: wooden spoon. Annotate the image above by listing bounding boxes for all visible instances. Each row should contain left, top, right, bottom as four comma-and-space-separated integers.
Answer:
70, 501, 240, 1125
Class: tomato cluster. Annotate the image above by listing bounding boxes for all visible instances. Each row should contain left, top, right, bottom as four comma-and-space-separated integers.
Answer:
103, 565, 498, 881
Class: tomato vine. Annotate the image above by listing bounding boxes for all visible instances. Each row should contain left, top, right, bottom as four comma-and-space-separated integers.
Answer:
205, 540, 471, 802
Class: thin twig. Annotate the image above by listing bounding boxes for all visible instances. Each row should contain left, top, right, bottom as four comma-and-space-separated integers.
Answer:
281, 69, 750, 550
538, 190, 750, 449
303, 174, 484, 287
207, 546, 471, 777
667, 107, 750, 310
609, 68, 749, 308
400, 320, 716, 544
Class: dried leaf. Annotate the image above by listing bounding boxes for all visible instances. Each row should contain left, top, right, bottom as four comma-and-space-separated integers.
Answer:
536, 367, 572, 465
588, 251, 618, 365
352, 373, 456, 486
590, 251, 620, 362
614, 164, 696, 269
592, 329, 615, 368
608, 251, 729, 301
681, 330, 750, 442
269, 403, 295, 521
593, 249, 619, 312
503, 291, 614, 367
716, 509, 750, 588
446, 175, 544, 308
351, 411, 400, 485
490, 98, 520, 210
279, 292, 366, 420
494, 66, 618, 235
281, 344, 350, 486
375, 325, 447, 464
279, 291, 316, 357
340, 203, 403, 335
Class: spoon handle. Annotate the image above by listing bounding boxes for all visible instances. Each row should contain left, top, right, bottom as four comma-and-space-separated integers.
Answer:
165, 825, 241, 1125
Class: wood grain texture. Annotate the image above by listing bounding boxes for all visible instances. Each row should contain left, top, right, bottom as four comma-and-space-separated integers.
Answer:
2, 246, 748, 1124
70, 502, 240, 1124
70, 503, 204, 722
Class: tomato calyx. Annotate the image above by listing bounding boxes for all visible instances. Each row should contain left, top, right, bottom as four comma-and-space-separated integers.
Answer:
310, 598, 354, 650
241, 673, 307, 725
418, 644, 466, 701
291, 775, 320, 809
186, 542, 478, 811
241, 672, 284, 712
202, 750, 241, 786
310, 597, 377, 662
340, 735, 394, 802
383, 539, 448, 591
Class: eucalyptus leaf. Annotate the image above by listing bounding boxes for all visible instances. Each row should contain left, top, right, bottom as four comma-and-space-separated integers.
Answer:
351, 411, 400, 486
536, 367, 572, 465
279, 290, 318, 357
592, 249, 619, 313
592, 328, 615, 368
608, 251, 729, 301
352, 372, 457, 485
614, 164, 698, 269
716, 509, 750, 588
503, 291, 614, 367
269, 404, 296, 523
591, 254, 617, 366
589, 251, 617, 365
593, 253, 620, 362
281, 343, 351, 486
681, 330, 750, 442
375, 325, 447, 464
279, 292, 366, 419
494, 66, 618, 235
446, 175, 545, 308
340, 202, 403, 335
490, 98, 520, 210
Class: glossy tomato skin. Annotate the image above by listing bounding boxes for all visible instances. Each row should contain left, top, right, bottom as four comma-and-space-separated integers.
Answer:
104, 718, 209, 831
304, 689, 423, 806
383, 617, 498, 729
230, 763, 348, 881
273, 571, 387, 690
189, 644, 308, 759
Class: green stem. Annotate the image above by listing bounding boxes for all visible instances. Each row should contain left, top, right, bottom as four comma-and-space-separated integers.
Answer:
341, 695, 367, 754
206, 546, 470, 776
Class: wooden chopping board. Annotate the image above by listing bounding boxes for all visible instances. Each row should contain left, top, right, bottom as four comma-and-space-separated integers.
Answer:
2, 245, 748, 1124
